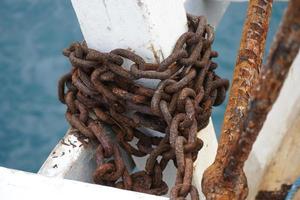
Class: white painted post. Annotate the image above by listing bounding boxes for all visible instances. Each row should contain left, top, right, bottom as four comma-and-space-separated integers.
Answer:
71, 2, 221, 196
70, 0, 187, 90
245, 52, 300, 199
72, 0, 187, 61
38, 129, 98, 182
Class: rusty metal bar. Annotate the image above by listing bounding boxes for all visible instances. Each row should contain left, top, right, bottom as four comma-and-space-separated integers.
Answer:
228, 0, 300, 193
227, 0, 300, 172
202, 0, 274, 199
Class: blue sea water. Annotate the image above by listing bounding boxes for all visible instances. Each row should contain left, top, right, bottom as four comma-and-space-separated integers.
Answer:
0, 1, 287, 173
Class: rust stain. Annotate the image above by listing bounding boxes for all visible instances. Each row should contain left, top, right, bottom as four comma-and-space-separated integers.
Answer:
61, 139, 70, 146
67, 138, 77, 148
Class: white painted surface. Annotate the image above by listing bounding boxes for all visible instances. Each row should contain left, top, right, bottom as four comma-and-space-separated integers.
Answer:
71, 0, 187, 63
193, 118, 218, 199
245, 52, 300, 199
252, 52, 300, 167
39, 128, 135, 183
0, 166, 167, 200
38, 129, 97, 182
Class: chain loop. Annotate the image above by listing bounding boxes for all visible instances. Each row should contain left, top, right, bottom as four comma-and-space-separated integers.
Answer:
58, 14, 229, 199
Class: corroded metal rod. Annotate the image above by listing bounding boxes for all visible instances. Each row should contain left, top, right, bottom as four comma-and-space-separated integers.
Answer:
225, 0, 300, 188
202, 0, 274, 199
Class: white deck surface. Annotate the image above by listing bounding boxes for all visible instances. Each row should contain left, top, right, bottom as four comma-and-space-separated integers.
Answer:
0, 166, 167, 200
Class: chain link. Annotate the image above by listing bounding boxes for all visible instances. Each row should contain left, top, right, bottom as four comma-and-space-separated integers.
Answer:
58, 14, 229, 199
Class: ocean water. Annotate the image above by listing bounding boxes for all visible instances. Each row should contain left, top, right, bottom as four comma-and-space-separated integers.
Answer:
0, 1, 287, 172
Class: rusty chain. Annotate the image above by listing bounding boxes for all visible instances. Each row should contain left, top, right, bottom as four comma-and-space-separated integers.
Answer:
58, 14, 228, 199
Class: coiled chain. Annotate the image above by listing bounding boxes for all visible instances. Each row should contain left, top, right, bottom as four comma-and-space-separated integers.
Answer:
58, 14, 229, 200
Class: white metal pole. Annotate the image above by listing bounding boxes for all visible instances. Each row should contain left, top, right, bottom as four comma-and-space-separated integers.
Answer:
69, 1, 221, 197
